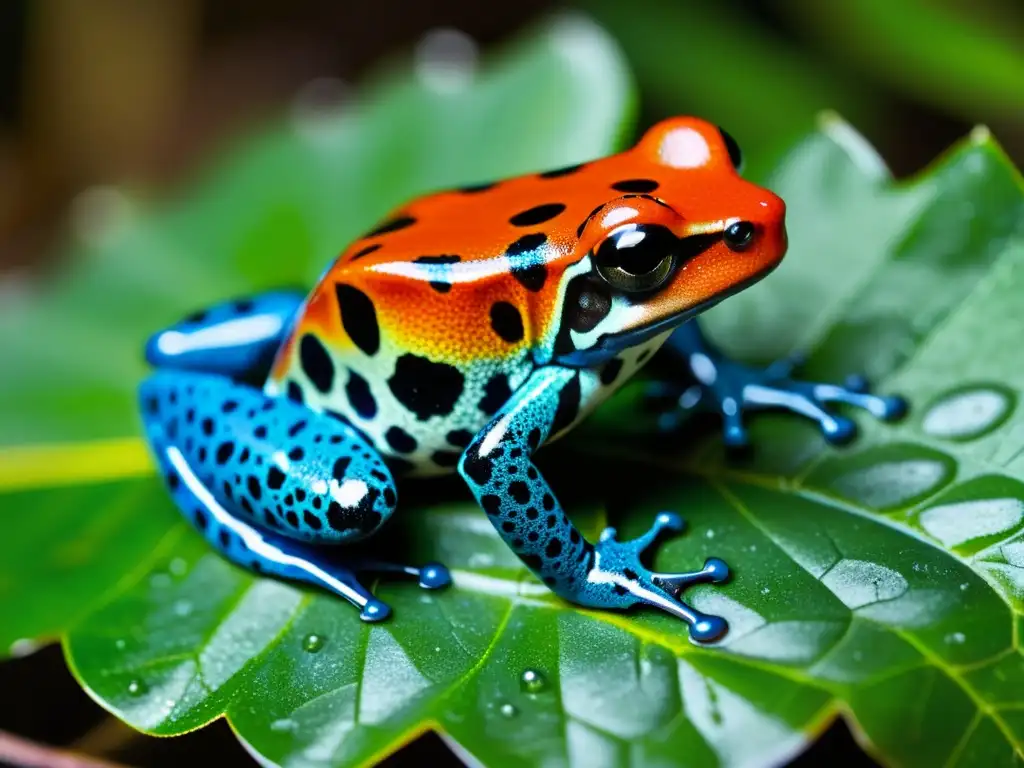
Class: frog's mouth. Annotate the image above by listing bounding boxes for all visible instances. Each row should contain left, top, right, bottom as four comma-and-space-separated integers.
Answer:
552, 298, 720, 368
551, 263, 776, 369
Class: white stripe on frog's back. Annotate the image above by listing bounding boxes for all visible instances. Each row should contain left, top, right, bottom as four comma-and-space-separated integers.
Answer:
267, 336, 535, 478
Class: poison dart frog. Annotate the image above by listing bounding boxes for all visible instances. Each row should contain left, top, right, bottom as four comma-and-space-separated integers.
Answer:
139, 117, 906, 643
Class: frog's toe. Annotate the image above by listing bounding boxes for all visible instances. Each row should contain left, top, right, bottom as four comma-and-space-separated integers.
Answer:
588, 513, 730, 643
418, 562, 451, 590
360, 599, 392, 622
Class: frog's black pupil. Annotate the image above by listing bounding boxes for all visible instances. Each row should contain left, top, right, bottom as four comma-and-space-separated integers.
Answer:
718, 127, 743, 171
724, 221, 755, 251
595, 224, 676, 275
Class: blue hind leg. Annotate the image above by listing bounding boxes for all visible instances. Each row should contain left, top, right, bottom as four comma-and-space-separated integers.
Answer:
649, 321, 908, 448
139, 370, 450, 621
145, 290, 306, 381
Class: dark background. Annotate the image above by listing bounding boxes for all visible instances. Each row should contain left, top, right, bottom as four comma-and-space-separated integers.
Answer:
1, 1, 1021, 766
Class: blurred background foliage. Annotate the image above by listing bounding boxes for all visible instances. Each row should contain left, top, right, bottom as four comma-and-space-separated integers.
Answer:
0, 1, 1021, 766
0, 0, 1021, 275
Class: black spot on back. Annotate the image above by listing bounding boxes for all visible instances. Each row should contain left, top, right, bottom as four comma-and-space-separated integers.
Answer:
506, 233, 547, 259
387, 354, 465, 421
299, 334, 335, 393
551, 373, 581, 436
351, 243, 382, 261
365, 215, 416, 238
234, 299, 255, 313
345, 369, 377, 419
489, 302, 524, 343
479, 372, 511, 415
512, 263, 547, 292
459, 181, 496, 193
335, 283, 380, 356
611, 179, 660, 193
413, 254, 461, 293
385, 426, 418, 454
539, 163, 585, 178
509, 203, 565, 227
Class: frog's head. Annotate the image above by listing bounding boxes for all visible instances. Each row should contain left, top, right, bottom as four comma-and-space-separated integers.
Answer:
551, 117, 786, 365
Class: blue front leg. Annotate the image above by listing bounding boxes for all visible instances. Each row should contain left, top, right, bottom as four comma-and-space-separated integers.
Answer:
458, 366, 729, 643
139, 369, 449, 621
651, 321, 908, 447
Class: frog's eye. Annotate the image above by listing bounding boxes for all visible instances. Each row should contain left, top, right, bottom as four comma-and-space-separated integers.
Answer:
594, 223, 678, 293
724, 221, 755, 251
718, 127, 743, 172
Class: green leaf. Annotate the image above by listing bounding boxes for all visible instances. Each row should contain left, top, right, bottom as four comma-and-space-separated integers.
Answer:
0, 13, 634, 448
782, 0, 1024, 122
581, 0, 882, 181
4, 12, 1024, 768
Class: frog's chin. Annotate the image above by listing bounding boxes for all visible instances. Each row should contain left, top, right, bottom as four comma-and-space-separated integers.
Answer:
551, 297, 724, 368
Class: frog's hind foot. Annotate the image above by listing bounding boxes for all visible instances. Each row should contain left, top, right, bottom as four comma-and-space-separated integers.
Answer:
589, 512, 730, 643
155, 436, 450, 621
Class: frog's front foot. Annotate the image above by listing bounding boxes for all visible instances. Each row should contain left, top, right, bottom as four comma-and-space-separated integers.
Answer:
652, 323, 908, 449
583, 512, 730, 642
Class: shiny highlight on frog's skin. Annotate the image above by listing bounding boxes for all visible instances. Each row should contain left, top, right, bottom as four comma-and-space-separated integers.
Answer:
139, 116, 906, 642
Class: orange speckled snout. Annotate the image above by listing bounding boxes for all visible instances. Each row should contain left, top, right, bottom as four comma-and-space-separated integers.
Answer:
639, 179, 789, 324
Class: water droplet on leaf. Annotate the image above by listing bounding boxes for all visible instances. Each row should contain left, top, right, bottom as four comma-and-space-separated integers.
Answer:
499, 702, 518, 718
127, 679, 147, 697
922, 387, 1013, 441
520, 668, 547, 693
303, 634, 326, 653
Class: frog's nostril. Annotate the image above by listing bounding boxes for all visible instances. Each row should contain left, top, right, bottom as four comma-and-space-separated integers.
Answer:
724, 221, 755, 252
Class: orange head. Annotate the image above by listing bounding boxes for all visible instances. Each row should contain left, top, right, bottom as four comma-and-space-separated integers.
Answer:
549, 117, 787, 364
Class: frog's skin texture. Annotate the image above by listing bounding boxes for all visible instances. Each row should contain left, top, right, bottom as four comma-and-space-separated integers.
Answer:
140, 117, 905, 642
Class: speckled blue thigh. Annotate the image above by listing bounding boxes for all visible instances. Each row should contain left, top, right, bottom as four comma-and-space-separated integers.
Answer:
652, 320, 908, 447
138, 297, 449, 621
458, 366, 729, 643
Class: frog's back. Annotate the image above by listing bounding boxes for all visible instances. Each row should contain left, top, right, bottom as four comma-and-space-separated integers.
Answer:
265, 126, 745, 475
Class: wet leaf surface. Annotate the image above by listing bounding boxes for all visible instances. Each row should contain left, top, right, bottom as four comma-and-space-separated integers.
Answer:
2, 13, 1024, 768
